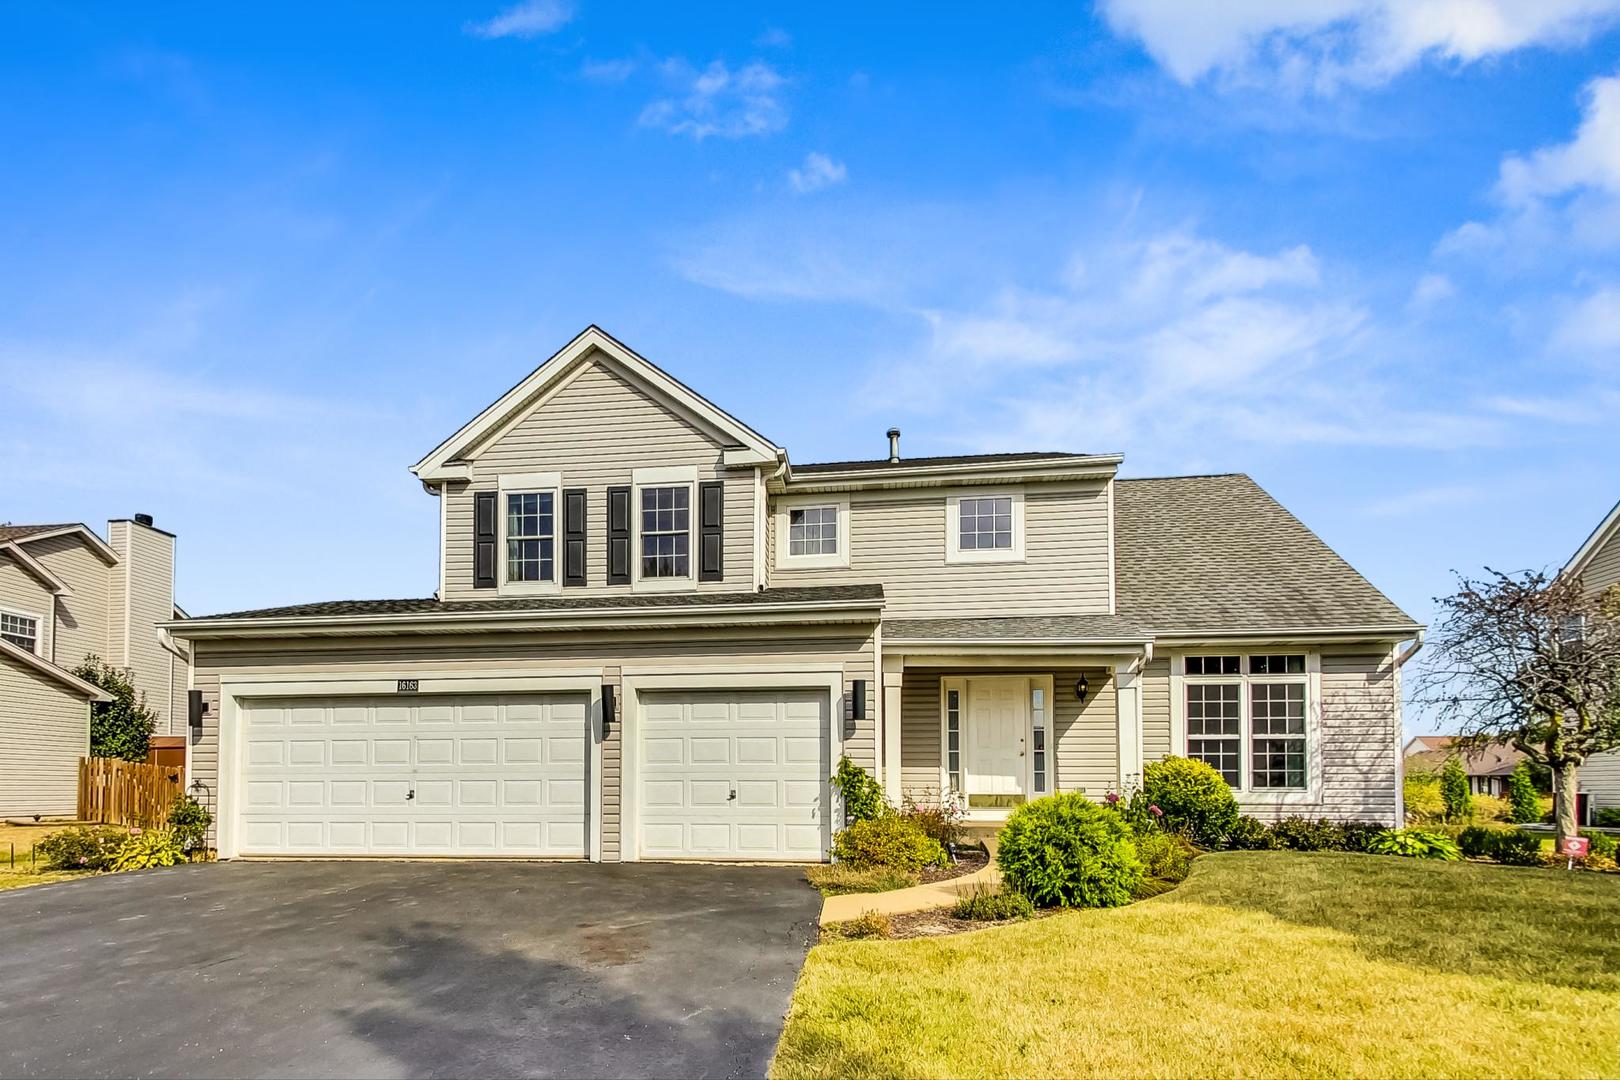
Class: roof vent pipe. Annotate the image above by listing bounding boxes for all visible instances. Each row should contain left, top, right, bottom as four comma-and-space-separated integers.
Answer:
134, 513, 154, 528
887, 428, 901, 464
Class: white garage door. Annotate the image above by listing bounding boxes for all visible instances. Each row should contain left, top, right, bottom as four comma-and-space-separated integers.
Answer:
638, 688, 828, 861
238, 693, 589, 857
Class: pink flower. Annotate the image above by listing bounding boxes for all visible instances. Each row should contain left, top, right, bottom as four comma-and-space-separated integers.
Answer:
1149, 804, 1164, 817
1105, 792, 1120, 805
129, 827, 143, 837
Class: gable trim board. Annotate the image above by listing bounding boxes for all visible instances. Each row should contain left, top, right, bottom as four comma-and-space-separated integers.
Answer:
5, 524, 121, 566
0, 542, 74, 595
412, 326, 782, 483
0, 637, 113, 701
1566, 498, 1620, 579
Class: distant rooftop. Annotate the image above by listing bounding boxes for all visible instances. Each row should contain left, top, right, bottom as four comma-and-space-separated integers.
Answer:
793, 451, 1091, 474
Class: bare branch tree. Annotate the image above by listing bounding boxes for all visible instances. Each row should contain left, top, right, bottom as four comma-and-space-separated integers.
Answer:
1412, 569, 1620, 847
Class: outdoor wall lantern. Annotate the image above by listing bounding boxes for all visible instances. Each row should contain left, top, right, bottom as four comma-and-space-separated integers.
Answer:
1075, 675, 1090, 703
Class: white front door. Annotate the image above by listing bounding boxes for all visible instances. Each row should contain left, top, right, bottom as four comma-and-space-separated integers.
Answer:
967, 679, 1026, 804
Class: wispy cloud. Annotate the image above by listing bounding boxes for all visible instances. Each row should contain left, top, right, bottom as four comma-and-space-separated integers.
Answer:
639, 59, 788, 140
1363, 485, 1483, 518
755, 27, 792, 49
1099, 0, 1620, 94
788, 152, 847, 194
580, 57, 637, 83
465, 0, 575, 40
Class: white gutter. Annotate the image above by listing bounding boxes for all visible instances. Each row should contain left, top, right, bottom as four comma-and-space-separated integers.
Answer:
1395, 628, 1425, 669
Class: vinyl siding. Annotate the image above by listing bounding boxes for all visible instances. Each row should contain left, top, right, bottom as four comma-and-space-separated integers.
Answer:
113, 523, 179, 727
767, 482, 1112, 618
898, 667, 1116, 800
1138, 647, 1401, 826
0, 658, 90, 817
188, 624, 875, 859
29, 533, 110, 670
1583, 751, 1620, 812
440, 356, 758, 600
106, 522, 129, 671
0, 560, 53, 661
1584, 525, 1620, 595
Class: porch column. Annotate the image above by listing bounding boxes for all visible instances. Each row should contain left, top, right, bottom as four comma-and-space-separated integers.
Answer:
882, 660, 905, 803
1115, 663, 1143, 793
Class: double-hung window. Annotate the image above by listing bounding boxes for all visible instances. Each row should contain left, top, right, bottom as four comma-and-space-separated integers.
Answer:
497, 472, 561, 593
1182, 653, 1311, 792
640, 486, 690, 579
0, 611, 37, 654
946, 491, 1025, 564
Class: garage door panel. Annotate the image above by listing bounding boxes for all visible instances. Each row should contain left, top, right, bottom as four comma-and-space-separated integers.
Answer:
637, 689, 828, 862
238, 694, 589, 857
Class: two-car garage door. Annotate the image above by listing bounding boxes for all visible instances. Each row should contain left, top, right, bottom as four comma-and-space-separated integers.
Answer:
238, 693, 588, 857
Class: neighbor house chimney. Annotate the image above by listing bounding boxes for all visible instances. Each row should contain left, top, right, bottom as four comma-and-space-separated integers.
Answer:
134, 513, 154, 528
887, 428, 901, 464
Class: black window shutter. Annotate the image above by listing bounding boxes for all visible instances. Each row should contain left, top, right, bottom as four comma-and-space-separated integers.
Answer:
606, 485, 631, 585
474, 491, 498, 589
699, 480, 724, 582
563, 488, 587, 587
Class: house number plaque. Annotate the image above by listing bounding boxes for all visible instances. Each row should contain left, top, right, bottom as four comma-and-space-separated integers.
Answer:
396, 679, 420, 693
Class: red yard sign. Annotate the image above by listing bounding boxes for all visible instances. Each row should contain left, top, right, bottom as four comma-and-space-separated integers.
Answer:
1560, 837, 1591, 858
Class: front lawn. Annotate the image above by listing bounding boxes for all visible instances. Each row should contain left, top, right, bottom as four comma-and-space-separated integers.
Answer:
0, 822, 99, 892
774, 851, 1620, 1079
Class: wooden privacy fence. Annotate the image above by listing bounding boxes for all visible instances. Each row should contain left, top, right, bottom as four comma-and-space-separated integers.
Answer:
78, 757, 184, 827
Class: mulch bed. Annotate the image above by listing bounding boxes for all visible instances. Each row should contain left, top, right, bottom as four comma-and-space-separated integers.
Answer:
883, 907, 1059, 940
917, 846, 989, 885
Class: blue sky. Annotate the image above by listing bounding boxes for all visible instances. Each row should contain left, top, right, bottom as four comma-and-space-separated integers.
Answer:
4, 3, 1619, 728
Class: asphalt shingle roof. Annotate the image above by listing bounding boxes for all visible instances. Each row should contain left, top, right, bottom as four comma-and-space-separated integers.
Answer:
0, 523, 79, 542
793, 451, 1088, 474
196, 584, 884, 621
1114, 474, 1418, 633
884, 615, 1149, 641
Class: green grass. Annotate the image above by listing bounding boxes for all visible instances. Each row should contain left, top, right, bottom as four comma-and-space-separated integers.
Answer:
773, 851, 1620, 1079
804, 864, 919, 896
0, 822, 101, 892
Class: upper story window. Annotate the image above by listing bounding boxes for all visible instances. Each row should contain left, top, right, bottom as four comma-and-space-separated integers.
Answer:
945, 491, 1024, 564
1181, 653, 1312, 792
641, 486, 691, 579
1, 611, 38, 654
776, 495, 851, 569
506, 492, 555, 584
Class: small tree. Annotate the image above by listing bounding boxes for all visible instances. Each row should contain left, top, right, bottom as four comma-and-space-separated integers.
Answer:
1440, 755, 1473, 822
1414, 570, 1620, 849
1507, 761, 1541, 824
72, 655, 157, 762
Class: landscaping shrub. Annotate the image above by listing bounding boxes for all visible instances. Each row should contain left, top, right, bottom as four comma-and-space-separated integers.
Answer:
832, 755, 887, 826
1581, 830, 1618, 861
1440, 757, 1473, 822
1103, 789, 1164, 836
1223, 815, 1279, 850
899, 795, 964, 847
110, 828, 184, 871
995, 792, 1144, 908
1368, 828, 1462, 861
1142, 756, 1238, 846
168, 793, 212, 856
831, 815, 947, 872
1457, 825, 1500, 859
1595, 808, 1620, 828
1134, 830, 1196, 883
1508, 762, 1542, 824
952, 886, 1036, 922
1471, 794, 1512, 824
36, 826, 124, 870
827, 911, 891, 940
1337, 821, 1391, 853
1269, 816, 1341, 851
1403, 773, 1444, 823
804, 864, 918, 896
1489, 830, 1544, 867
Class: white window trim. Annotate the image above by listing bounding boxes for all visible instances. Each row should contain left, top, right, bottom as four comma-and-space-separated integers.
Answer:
0, 606, 42, 655
1168, 651, 1322, 804
945, 490, 1025, 564
497, 471, 562, 597
632, 465, 699, 593
774, 494, 850, 569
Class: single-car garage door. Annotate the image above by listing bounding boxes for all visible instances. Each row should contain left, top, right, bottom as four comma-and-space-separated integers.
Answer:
638, 688, 828, 861
237, 693, 589, 857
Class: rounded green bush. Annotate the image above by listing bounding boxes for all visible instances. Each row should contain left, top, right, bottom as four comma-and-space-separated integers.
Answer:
831, 814, 947, 872
1223, 814, 1279, 850
995, 792, 1144, 908
1367, 828, 1462, 861
1143, 756, 1239, 846
1134, 830, 1196, 882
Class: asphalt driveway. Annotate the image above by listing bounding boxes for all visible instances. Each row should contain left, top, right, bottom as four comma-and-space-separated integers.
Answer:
0, 860, 821, 1079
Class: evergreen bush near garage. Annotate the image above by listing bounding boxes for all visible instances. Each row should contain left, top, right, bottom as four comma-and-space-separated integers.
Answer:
1142, 757, 1239, 846
72, 655, 158, 762
167, 793, 213, 857
831, 815, 947, 872
995, 792, 1144, 908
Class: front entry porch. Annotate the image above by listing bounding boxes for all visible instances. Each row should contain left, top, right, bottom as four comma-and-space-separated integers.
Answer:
877, 641, 1152, 821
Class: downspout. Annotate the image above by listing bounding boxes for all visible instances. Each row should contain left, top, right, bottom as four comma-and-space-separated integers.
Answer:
1392, 630, 1426, 826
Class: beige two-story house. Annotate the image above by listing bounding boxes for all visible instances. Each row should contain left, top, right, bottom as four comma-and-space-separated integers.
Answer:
168, 327, 1422, 861
1563, 498, 1620, 816
0, 516, 190, 816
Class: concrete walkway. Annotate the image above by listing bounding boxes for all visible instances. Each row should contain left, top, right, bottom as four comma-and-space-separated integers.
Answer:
819, 839, 1001, 925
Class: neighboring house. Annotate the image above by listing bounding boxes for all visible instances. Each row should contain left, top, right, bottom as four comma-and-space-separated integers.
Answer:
1403, 735, 1525, 797
1564, 498, 1620, 815
0, 516, 190, 816
167, 326, 1422, 862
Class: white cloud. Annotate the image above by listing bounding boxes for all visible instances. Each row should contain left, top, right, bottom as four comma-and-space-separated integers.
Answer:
1410, 272, 1456, 309
465, 0, 574, 40
639, 60, 787, 140
755, 27, 792, 48
788, 152, 847, 194
1099, 0, 1620, 92
1500, 72, 1620, 204
1554, 285, 1620, 355
580, 57, 637, 83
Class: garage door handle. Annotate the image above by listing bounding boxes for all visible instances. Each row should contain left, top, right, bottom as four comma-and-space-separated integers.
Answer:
728, 787, 737, 801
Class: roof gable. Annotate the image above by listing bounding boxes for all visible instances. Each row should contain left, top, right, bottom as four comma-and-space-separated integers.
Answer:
412, 326, 782, 482
0, 541, 74, 595
0, 638, 112, 702
1, 523, 119, 565
1566, 498, 1620, 580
